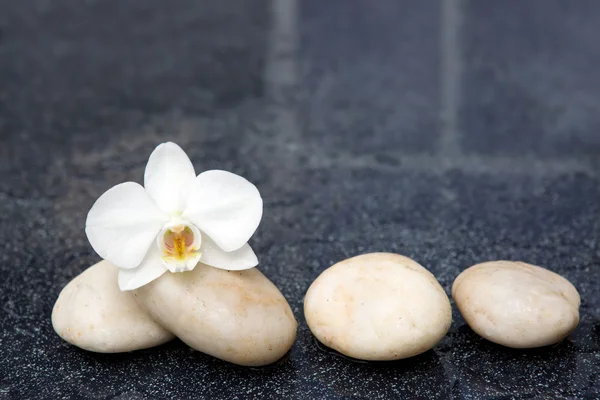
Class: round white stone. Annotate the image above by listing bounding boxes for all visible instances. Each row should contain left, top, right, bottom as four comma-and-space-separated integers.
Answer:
52, 261, 174, 352
133, 263, 297, 366
304, 253, 452, 361
452, 260, 580, 348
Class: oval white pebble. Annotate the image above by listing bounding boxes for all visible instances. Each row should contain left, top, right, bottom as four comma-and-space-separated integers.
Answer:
52, 261, 174, 352
452, 261, 580, 348
304, 253, 452, 361
133, 263, 297, 366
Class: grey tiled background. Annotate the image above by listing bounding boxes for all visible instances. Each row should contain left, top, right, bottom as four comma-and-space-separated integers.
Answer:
1, 0, 599, 399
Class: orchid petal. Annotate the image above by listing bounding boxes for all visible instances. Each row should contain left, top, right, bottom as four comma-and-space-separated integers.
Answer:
85, 182, 167, 269
200, 235, 258, 271
182, 170, 262, 252
118, 245, 167, 291
144, 142, 196, 214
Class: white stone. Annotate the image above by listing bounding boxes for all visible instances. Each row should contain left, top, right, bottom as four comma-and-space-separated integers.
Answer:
52, 261, 174, 352
133, 263, 297, 366
304, 253, 452, 361
452, 260, 580, 348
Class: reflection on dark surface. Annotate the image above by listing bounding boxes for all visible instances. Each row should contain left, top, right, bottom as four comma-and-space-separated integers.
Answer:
449, 324, 580, 398
305, 332, 450, 399
1, 0, 600, 399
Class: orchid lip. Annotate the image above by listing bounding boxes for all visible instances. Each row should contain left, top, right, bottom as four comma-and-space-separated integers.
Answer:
157, 220, 202, 273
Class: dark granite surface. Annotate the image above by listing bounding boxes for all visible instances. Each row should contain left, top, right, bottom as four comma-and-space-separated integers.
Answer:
1, 0, 600, 399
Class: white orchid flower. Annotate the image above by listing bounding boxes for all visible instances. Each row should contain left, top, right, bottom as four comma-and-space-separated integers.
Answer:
85, 142, 263, 291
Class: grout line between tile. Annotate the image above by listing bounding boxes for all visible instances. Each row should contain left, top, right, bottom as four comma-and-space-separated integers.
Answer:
264, 0, 301, 155
440, 0, 464, 156
306, 152, 596, 177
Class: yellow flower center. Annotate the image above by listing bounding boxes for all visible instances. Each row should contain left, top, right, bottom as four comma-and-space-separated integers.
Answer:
163, 226, 196, 260
157, 222, 202, 273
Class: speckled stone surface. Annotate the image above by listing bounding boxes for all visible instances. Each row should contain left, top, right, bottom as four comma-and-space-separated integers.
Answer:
1, 0, 599, 399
